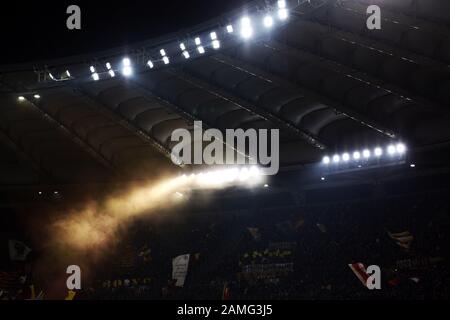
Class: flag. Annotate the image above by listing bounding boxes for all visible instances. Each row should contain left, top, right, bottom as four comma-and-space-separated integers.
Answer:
348, 263, 370, 288
8, 240, 32, 262
388, 230, 414, 250
172, 254, 190, 287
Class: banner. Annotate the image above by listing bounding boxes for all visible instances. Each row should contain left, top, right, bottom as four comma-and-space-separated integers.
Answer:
241, 263, 294, 280
172, 254, 190, 287
8, 240, 32, 262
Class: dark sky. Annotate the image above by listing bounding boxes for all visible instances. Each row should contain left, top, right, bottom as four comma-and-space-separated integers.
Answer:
1, 0, 249, 65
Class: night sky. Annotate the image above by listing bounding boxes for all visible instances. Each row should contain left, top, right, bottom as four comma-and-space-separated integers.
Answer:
1, 0, 249, 65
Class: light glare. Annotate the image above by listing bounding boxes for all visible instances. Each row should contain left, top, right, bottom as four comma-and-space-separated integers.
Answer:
342, 153, 350, 162
197, 46, 205, 54
212, 40, 220, 49
264, 15, 274, 28
278, 8, 288, 20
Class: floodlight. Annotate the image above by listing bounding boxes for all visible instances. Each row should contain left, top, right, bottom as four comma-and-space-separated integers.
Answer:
363, 149, 371, 159
241, 17, 253, 39
342, 153, 350, 162
210, 32, 217, 40
182, 51, 190, 59
396, 143, 406, 154
353, 151, 361, 160
387, 145, 396, 155
333, 155, 340, 163
163, 56, 170, 64
278, 9, 288, 20
323, 156, 330, 164
212, 40, 220, 49
226, 25, 234, 33
374, 147, 383, 157
147, 60, 154, 68
92, 73, 100, 81
197, 46, 205, 54
263, 15, 274, 28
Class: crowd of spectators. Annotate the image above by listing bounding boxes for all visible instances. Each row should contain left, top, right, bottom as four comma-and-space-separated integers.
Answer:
80, 190, 450, 300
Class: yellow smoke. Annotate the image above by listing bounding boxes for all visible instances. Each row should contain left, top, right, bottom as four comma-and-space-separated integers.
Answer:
51, 167, 265, 252
51, 175, 190, 251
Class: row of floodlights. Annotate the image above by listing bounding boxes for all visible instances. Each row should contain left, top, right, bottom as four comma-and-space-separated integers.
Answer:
46, 1, 289, 82
322, 143, 407, 165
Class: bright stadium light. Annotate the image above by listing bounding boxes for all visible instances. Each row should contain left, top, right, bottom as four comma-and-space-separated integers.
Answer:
195, 37, 202, 45
109, 70, 116, 77
182, 51, 190, 59
226, 25, 234, 33
163, 56, 170, 64
90, 66, 96, 73
147, 60, 154, 69
323, 156, 330, 164
210, 32, 217, 40
387, 145, 396, 155
92, 72, 100, 81
363, 149, 371, 159
160, 49, 166, 57
65, 70, 71, 77
121, 58, 133, 77
34, 94, 41, 99
106, 62, 112, 70
374, 147, 383, 157
263, 15, 274, 28
278, 0, 286, 8
180, 43, 186, 51
396, 143, 406, 154
18, 96, 26, 102
353, 151, 361, 160
333, 155, 340, 163
342, 153, 350, 162
212, 40, 220, 49
241, 16, 253, 39
278, 8, 288, 20
197, 46, 205, 54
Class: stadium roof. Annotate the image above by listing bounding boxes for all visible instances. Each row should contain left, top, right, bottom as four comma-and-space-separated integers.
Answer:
1, 0, 450, 194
